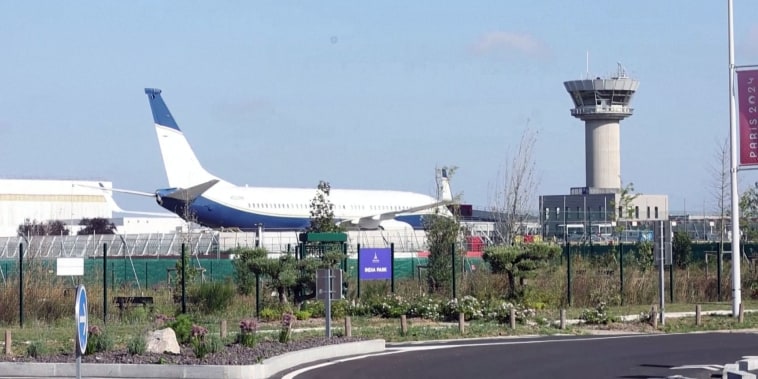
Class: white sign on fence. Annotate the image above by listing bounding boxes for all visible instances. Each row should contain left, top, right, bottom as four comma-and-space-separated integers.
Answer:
56, 258, 84, 276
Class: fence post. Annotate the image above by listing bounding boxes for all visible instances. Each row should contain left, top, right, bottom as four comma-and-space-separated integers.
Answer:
695, 304, 701, 326
560, 309, 566, 330
356, 244, 361, 299
345, 316, 352, 337
18, 243, 23, 328
566, 245, 572, 307
103, 243, 108, 324
619, 242, 624, 306
391, 243, 395, 294
181, 243, 186, 314
400, 314, 407, 336
451, 243, 456, 299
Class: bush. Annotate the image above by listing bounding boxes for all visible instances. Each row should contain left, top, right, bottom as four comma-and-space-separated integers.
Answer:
580, 302, 619, 325
192, 281, 236, 313
26, 341, 46, 358
126, 334, 146, 355
237, 318, 258, 347
258, 308, 279, 322
444, 296, 483, 321
294, 310, 311, 321
170, 314, 194, 344
85, 325, 113, 354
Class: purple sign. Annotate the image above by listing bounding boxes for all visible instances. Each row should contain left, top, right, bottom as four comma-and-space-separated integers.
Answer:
359, 248, 392, 280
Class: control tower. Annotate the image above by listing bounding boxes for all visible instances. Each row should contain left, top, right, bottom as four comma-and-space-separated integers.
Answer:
564, 65, 639, 191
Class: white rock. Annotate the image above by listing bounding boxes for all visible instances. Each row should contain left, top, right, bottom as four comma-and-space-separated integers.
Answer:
145, 328, 181, 355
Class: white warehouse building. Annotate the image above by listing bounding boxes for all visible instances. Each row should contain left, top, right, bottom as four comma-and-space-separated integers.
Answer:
0, 179, 116, 237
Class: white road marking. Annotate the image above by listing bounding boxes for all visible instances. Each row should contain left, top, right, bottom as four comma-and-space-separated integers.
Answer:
670, 364, 723, 371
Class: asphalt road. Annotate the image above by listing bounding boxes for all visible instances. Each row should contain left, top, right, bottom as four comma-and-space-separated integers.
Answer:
282, 332, 758, 379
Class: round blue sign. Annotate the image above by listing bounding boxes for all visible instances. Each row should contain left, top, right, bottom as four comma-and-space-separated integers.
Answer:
75, 285, 88, 355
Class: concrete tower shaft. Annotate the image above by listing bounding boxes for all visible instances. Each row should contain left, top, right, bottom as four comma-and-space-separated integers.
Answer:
564, 75, 639, 191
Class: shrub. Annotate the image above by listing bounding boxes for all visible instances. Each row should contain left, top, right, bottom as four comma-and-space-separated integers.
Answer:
370, 294, 410, 318
279, 313, 294, 343
580, 302, 619, 325
26, 341, 46, 358
258, 308, 279, 322
407, 295, 443, 320
190, 324, 210, 358
237, 318, 258, 347
170, 314, 194, 344
192, 281, 236, 313
294, 310, 311, 321
443, 296, 483, 321
301, 300, 325, 318
86, 325, 113, 354
126, 334, 146, 355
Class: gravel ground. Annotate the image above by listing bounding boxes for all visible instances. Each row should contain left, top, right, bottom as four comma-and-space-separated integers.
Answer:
2, 337, 366, 365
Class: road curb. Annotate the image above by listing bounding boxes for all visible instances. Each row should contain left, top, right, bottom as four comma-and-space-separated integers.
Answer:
0, 339, 386, 379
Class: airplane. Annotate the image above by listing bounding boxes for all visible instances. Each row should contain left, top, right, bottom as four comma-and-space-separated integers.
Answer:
127, 88, 454, 231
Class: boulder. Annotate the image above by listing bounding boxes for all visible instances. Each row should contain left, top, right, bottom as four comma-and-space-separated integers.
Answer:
145, 328, 180, 355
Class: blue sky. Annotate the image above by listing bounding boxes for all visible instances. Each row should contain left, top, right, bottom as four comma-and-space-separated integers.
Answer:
2, 1, 758, 215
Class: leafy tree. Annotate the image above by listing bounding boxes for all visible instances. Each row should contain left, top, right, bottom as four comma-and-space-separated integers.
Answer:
610, 182, 639, 236
424, 168, 462, 295
232, 247, 267, 295
308, 180, 342, 233
634, 240, 654, 271
482, 242, 560, 299
17, 219, 69, 236
77, 218, 117, 235
740, 182, 758, 242
672, 231, 692, 269
234, 247, 323, 304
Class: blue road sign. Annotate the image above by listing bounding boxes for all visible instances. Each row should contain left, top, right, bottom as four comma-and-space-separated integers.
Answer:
75, 285, 88, 355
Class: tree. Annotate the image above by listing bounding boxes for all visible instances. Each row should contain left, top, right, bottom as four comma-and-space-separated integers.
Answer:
77, 218, 117, 235
610, 182, 639, 237
490, 126, 539, 245
709, 137, 730, 246
308, 180, 342, 233
482, 242, 560, 299
672, 231, 692, 269
424, 167, 462, 295
17, 219, 69, 236
234, 247, 321, 304
739, 182, 758, 242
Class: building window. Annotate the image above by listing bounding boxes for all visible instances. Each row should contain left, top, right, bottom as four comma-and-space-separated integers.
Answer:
635, 206, 639, 219
646, 206, 650, 219
655, 206, 659, 219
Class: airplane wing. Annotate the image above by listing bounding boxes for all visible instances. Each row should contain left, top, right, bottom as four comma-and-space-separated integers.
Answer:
75, 183, 155, 197
75, 183, 176, 217
339, 200, 451, 229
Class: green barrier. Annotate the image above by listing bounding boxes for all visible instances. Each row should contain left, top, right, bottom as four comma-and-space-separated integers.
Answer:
0, 256, 488, 288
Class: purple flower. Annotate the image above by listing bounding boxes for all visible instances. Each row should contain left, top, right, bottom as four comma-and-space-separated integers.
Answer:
191, 324, 208, 338
239, 318, 258, 333
281, 313, 294, 328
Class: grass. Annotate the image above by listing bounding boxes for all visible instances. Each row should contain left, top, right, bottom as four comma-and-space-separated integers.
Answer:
3, 254, 758, 358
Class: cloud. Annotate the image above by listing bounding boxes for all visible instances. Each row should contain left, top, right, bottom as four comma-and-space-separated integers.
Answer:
471, 31, 549, 59
746, 25, 758, 53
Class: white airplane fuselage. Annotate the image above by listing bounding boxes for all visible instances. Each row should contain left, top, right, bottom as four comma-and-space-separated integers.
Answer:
146, 88, 451, 231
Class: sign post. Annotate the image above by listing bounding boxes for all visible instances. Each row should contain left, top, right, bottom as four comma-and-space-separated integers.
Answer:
75, 285, 88, 379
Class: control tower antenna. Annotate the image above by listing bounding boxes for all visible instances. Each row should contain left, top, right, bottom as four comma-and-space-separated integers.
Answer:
564, 67, 639, 191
